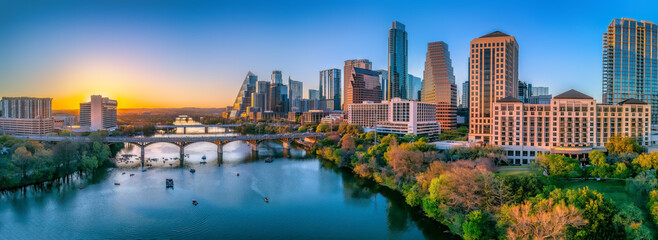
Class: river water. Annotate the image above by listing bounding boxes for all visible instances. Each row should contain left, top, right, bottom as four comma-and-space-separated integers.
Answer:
0, 141, 457, 239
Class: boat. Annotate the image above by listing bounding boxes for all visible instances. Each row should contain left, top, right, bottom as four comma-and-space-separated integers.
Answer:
142, 169, 147, 172
192, 200, 198, 206
237, 173, 240, 176
200, 161, 207, 165
264, 197, 269, 203
130, 173, 135, 176
202, 155, 207, 160
114, 182, 120, 185
79, 186, 86, 190
122, 172, 125, 175
190, 169, 196, 173
265, 157, 274, 163
166, 179, 174, 188
169, 163, 173, 166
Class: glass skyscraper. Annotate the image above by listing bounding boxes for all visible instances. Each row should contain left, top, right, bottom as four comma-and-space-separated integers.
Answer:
387, 21, 408, 100
602, 18, 658, 124
288, 77, 303, 112
421, 41, 457, 130
319, 68, 341, 111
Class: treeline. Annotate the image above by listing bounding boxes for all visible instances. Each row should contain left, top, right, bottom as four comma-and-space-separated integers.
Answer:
0, 133, 123, 191
313, 126, 654, 239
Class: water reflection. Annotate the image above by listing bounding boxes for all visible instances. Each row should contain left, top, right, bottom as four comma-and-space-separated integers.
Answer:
0, 142, 456, 239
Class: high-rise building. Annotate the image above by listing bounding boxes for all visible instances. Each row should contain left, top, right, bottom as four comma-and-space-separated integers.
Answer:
250, 81, 270, 112
0, 97, 54, 135
376, 69, 388, 100
319, 68, 341, 111
288, 77, 303, 112
344, 59, 381, 112
468, 31, 519, 143
518, 81, 532, 103
531, 86, 549, 96
602, 18, 658, 124
308, 89, 319, 100
270, 83, 289, 113
230, 72, 258, 118
461, 81, 470, 109
80, 95, 117, 130
387, 21, 408, 100
271, 70, 283, 84
421, 41, 457, 130
407, 74, 422, 100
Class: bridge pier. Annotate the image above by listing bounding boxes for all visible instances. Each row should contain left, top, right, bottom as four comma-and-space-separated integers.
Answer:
281, 140, 290, 150
179, 145, 185, 163
140, 145, 145, 167
251, 142, 259, 152
217, 144, 223, 164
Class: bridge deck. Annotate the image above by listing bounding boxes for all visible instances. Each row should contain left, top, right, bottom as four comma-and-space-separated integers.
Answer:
155, 124, 241, 128
15, 133, 324, 143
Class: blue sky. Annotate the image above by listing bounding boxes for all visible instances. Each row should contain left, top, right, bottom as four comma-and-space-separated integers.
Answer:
0, 0, 656, 108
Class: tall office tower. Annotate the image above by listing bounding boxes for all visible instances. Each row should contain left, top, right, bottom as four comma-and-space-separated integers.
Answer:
230, 72, 258, 118
1, 97, 52, 119
80, 95, 117, 130
288, 77, 303, 112
250, 81, 271, 112
468, 31, 519, 143
602, 18, 658, 124
319, 68, 341, 111
421, 41, 457, 130
308, 89, 319, 100
270, 83, 289, 113
343, 59, 382, 112
518, 81, 532, 103
376, 70, 388, 99
461, 81, 470, 108
531, 86, 549, 96
387, 21, 408, 100
407, 74, 422, 100
271, 70, 283, 84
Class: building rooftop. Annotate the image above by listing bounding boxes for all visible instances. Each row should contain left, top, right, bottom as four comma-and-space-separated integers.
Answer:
479, 31, 510, 38
353, 67, 380, 76
496, 96, 522, 103
618, 98, 648, 105
553, 89, 593, 99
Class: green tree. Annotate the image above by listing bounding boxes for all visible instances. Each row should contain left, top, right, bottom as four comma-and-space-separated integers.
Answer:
534, 154, 581, 177
462, 210, 496, 240
316, 124, 330, 133
606, 135, 643, 155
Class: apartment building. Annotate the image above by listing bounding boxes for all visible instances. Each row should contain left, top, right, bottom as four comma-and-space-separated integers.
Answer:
348, 98, 441, 139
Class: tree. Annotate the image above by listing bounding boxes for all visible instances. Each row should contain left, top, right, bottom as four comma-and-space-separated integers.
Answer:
316, 124, 330, 133
384, 144, 425, 182
534, 154, 580, 177
11, 146, 33, 181
499, 198, 586, 240
462, 210, 496, 240
613, 204, 652, 239
606, 135, 643, 155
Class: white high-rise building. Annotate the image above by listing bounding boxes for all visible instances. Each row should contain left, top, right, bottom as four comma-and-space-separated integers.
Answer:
80, 95, 117, 131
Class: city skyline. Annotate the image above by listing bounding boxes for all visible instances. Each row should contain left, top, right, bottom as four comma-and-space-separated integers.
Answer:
1, 1, 657, 109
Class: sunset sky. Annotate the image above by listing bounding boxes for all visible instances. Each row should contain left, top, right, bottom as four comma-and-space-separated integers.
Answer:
0, 0, 656, 109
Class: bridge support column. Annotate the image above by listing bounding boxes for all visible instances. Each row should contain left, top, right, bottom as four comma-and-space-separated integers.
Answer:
179, 145, 185, 165
251, 143, 259, 152
183, 127, 187, 134
282, 140, 290, 150
217, 144, 223, 164
205, 127, 209, 133
140, 145, 145, 167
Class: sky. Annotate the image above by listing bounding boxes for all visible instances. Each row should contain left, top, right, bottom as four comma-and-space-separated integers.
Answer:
0, 0, 657, 109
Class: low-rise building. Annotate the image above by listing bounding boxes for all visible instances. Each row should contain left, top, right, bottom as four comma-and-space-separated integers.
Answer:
320, 113, 345, 125
0, 97, 54, 135
349, 98, 441, 139
301, 110, 341, 124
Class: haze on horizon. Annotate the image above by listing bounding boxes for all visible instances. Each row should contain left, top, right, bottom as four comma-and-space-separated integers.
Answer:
0, 0, 656, 109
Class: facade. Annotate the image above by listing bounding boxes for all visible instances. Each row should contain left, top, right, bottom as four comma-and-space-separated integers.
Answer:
491, 90, 651, 165
79, 95, 118, 130
0, 118, 53, 135
271, 70, 283, 84
230, 72, 258, 118
387, 21, 408, 100
602, 18, 658, 124
468, 31, 520, 143
288, 112, 303, 122
319, 68, 341, 111
407, 74, 422, 100
301, 110, 340, 124
518, 81, 532, 103
1, 97, 52, 119
288, 77, 303, 112
269, 83, 289, 113
250, 81, 271, 112
256, 111, 286, 121
528, 95, 552, 104
343, 59, 381, 112
461, 81, 470, 109
532, 86, 549, 96
348, 98, 440, 139
376, 70, 388, 101
308, 89, 319, 100
53, 115, 76, 128
320, 113, 345, 125
421, 41, 457, 130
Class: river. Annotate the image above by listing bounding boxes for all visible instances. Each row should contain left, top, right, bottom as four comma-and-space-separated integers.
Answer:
0, 141, 457, 239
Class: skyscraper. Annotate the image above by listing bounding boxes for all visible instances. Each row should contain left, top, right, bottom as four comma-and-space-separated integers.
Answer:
421, 41, 457, 130
344, 59, 381, 112
1, 97, 52, 119
271, 70, 283, 84
80, 95, 117, 130
407, 74, 422, 100
250, 81, 270, 112
461, 81, 469, 109
531, 86, 549, 96
308, 89, 319, 100
230, 72, 258, 118
602, 18, 658, 123
288, 77, 303, 112
518, 81, 532, 103
270, 83, 288, 113
387, 21, 408, 100
319, 68, 341, 111
468, 31, 519, 143
376, 69, 388, 100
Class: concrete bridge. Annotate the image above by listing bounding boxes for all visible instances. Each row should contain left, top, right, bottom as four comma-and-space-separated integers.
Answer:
16, 132, 323, 166
155, 124, 241, 134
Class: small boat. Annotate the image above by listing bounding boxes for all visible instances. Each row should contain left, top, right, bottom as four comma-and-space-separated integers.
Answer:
190, 169, 196, 173
79, 186, 86, 190
169, 163, 173, 166
202, 155, 207, 160
114, 182, 120, 185
142, 169, 147, 172
264, 197, 269, 203
192, 200, 198, 206
130, 173, 135, 176
200, 161, 207, 165
265, 157, 274, 163
122, 172, 126, 175
166, 178, 174, 188
237, 173, 240, 176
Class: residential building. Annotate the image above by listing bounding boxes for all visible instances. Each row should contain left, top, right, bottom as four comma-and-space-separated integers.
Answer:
602, 18, 658, 124
0, 97, 53, 135
271, 70, 283, 84
288, 77, 303, 112
421, 41, 457, 130
319, 68, 341, 111
79, 95, 118, 130
532, 86, 549, 96
348, 98, 440, 139
407, 74, 422, 100
230, 72, 258, 118
468, 31, 520, 143
343, 59, 381, 112
387, 21, 408, 100
376, 70, 388, 100
491, 89, 650, 165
